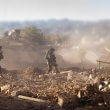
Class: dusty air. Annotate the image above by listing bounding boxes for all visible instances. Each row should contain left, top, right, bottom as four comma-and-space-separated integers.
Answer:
0, 20, 110, 110
0, 0, 110, 109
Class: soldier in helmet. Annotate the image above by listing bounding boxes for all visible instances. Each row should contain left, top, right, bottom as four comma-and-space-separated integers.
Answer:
46, 48, 59, 74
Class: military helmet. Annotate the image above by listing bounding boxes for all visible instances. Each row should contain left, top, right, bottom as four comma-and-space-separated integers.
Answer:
50, 48, 55, 51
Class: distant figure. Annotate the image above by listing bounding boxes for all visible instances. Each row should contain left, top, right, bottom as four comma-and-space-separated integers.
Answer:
0, 46, 3, 61
0, 46, 3, 74
46, 48, 59, 74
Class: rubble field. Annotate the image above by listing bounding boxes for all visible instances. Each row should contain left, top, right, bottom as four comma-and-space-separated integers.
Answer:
0, 67, 110, 110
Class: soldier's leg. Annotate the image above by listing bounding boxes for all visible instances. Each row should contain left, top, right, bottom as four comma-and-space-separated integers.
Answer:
0, 65, 3, 78
47, 64, 52, 74
54, 64, 59, 73
0, 66, 1, 74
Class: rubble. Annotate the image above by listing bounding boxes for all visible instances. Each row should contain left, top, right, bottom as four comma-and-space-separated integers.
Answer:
58, 93, 79, 110
0, 84, 10, 93
0, 67, 109, 110
0, 95, 49, 110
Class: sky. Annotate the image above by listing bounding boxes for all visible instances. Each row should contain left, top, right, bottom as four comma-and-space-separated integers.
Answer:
0, 0, 110, 21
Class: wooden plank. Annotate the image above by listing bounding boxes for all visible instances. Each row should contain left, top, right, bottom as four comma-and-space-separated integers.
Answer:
97, 60, 110, 64
18, 95, 48, 103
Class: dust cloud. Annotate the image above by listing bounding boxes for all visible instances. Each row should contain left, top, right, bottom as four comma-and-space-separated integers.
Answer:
57, 35, 110, 68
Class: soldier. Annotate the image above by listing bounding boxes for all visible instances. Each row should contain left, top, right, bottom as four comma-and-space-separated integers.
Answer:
0, 46, 3, 74
46, 48, 59, 74
0, 46, 3, 60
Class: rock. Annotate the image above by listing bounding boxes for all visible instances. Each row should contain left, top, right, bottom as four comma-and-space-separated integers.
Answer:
58, 93, 79, 110
0, 84, 10, 94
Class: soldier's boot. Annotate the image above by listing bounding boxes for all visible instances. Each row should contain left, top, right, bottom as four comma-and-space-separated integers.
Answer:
47, 65, 52, 74
55, 65, 60, 74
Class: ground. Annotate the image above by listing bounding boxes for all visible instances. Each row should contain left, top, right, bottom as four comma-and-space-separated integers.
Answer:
0, 67, 110, 110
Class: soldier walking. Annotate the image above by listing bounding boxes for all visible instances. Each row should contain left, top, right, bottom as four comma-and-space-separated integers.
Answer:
46, 48, 59, 74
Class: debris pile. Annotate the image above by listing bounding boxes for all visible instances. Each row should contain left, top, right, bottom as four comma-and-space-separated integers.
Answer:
0, 67, 110, 110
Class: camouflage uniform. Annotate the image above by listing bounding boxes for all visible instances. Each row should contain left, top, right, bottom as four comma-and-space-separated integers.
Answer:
46, 48, 59, 74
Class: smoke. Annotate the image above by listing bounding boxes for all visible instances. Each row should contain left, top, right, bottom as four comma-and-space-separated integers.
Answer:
57, 48, 81, 64
85, 51, 98, 64
1, 33, 110, 70
57, 34, 110, 67
1, 21, 110, 70
1, 36, 110, 70
1, 46, 46, 70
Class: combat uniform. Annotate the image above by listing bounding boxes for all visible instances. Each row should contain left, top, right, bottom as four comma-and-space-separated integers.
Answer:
46, 48, 59, 74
